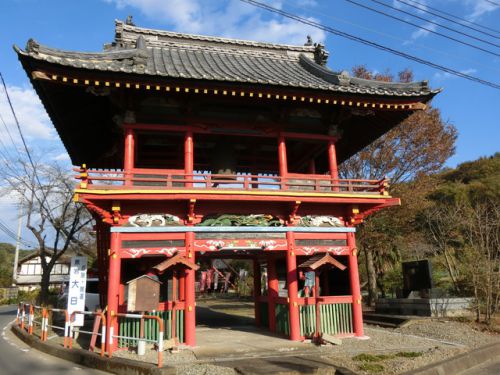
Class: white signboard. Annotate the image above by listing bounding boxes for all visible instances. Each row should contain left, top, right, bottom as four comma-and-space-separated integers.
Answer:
67, 256, 88, 326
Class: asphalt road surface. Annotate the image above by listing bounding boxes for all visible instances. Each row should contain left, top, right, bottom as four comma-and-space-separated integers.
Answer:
0, 304, 106, 375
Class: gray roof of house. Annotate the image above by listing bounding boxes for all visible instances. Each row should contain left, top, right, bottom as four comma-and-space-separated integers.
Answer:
15, 20, 439, 97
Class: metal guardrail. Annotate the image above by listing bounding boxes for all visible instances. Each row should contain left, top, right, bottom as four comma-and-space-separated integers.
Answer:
110, 313, 164, 367
17, 303, 49, 341
69, 310, 106, 357
16, 303, 164, 366
43, 307, 70, 347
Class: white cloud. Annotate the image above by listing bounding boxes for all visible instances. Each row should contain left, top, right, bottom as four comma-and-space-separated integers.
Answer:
104, 0, 325, 45
409, 21, 437, 41
463, 0, 498, 20
0, 85, 54, 144
51, 152, 70, 161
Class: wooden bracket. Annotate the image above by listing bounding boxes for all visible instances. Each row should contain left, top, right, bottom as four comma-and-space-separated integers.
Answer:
348, 204, 364, 225
187, 199, 196, 223
85, 202, 113, 224
111, 201, 121, 224
288, 200, 301, 224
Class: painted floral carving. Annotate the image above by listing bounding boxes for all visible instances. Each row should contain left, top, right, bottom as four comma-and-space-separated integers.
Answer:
298, 215, 344, 227
124, 247, 178, 258
126, 213, 181, 227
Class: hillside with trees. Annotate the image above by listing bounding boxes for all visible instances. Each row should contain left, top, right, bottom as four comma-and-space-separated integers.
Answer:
0, 243, 34, 287
355, 154, 499, 324
344, 66, 498, 325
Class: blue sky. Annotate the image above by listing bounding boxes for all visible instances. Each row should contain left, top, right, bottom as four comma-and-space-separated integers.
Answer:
0, 0, 499, 245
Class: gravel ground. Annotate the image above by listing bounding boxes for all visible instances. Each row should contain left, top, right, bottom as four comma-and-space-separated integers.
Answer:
111, 319, 499, 374
321, 319, 499, 374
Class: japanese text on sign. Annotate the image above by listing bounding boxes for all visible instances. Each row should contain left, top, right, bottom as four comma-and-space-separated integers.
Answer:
67, 256, 87, 326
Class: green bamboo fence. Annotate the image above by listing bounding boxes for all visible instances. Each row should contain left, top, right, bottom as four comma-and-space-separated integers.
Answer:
118, 309, 184, 347
299, 303, 353, 337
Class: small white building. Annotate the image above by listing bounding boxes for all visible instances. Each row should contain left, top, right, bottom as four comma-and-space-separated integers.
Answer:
15, 252, 70, 291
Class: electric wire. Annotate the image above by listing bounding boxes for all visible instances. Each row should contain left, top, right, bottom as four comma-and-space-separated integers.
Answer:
240, 0, 500, 89
401, 0, 500, 35
485, 1, 499, 7
0, 111, 20, 158
0, 219, 34, 248
395, 0, 500, 39
0, 72, 56, 221
345, 0, 500, 57
365, 0, 500, 48
286, 0, 499, 74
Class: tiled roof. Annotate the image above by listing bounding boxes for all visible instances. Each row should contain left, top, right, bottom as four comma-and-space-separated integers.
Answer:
15, 20, 439, 97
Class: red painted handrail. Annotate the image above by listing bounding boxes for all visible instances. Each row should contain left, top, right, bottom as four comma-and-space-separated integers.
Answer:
74, 166, 389, 195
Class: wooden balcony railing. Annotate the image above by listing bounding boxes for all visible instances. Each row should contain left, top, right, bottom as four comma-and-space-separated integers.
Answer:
74, 167, 389, 196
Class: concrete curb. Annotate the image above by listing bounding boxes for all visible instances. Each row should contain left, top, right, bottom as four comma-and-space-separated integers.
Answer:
10, 324, 357, 375
11, 324, 172, 375
402, 341, 500, 375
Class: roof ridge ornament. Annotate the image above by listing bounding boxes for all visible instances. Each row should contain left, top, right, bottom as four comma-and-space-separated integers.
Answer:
314, 42, 328, 66
26, 39, 40, 55
304, 35, 329, 65
125, 15, 135, 26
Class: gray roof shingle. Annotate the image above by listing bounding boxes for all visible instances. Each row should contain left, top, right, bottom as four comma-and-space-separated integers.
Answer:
15, 20, 439, 97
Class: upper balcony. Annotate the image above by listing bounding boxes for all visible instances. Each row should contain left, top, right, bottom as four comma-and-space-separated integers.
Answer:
73, 125, 393, 205
75, 167, 389, 197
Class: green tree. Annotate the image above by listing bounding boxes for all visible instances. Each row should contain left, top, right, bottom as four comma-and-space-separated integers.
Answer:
341, 66, 457, 306
420, 154, 500, 323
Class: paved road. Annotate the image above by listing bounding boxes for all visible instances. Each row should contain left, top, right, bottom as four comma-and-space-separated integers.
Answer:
0, 305, 106, 375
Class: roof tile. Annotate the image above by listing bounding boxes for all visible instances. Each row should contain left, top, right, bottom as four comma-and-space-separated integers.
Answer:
15, 21, 439, 97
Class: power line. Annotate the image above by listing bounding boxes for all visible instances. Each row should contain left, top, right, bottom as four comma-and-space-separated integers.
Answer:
402, 0, 500, 36
0, 72, 57, 221
365, 0, 500, 48
0, 111, 20, 155
287, 0, 499, 73
239, 0, 500, 89
395, 0, 500, 39
0, 219, 35, 248
345, 0, 500, 57
485, 1, 499, 7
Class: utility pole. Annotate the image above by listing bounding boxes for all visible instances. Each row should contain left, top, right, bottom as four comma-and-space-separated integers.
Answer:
12, 201, 23, 286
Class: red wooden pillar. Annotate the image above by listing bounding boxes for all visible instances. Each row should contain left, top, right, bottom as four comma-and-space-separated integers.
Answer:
328, 140, 339, 191
184, 231, 196, 346
315, 272, 321, 339
347, 232, 364, 337
124, 128, 135, 186
184, 131, 194, 188
179, 270, 186, 301
278, 135, 288, 189
253, 259, 261, 327
106, 232, 121, 354
286, 231, 300, 341
267, 254, 278, 332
